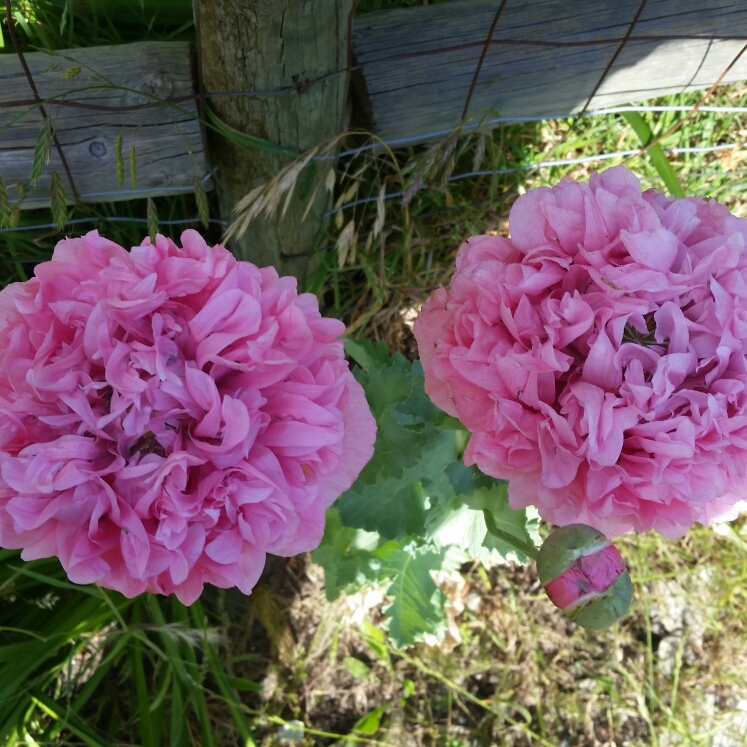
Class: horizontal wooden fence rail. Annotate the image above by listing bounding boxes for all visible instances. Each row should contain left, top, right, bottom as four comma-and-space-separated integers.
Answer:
2, 1, 747, 209
352, 0, 747, 144
0, 41, 205, 209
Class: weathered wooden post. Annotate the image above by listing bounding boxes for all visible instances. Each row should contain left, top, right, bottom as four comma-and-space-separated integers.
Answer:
196, 0, 354, 281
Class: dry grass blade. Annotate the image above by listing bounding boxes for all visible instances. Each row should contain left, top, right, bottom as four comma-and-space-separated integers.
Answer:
472, 132, 488, 172
49, 170, 68, 230
336, 219, 357, 268
226, 132, 373, 243
226, 145, 319, 241
230, 152, 323, 237
194, 178, 210, 228
373, 184, 386, 240
401, 123, 464, 206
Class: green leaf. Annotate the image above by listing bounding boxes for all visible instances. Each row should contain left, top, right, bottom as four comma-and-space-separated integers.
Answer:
312, 509, 382, 601
621, 111, 685, 198
147, 198, 158, 242
359, 620, 391, 671
30, 117, 53, 188
376, 543, 448, 648
114, 134, 124, 188
427, 501, 487, 557
226, 676, 262, 693
352, 355, 447, 486
344, 337, 381, 372
358, 409, 437, 485
49, 170, 68, 230
343, 656, 371, 680
352, 706, 385, 735
194, 177, 209, 228
463, 483, 540, 562
340, 428, 461, 539
206, 107, 299, 158
338, 481, 426, 540
356, 352, 415, 421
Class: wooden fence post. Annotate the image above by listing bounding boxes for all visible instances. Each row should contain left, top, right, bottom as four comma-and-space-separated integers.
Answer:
196, 0, 354, 282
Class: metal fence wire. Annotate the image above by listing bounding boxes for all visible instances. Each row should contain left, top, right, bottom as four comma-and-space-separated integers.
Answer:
1, 0, 747, 240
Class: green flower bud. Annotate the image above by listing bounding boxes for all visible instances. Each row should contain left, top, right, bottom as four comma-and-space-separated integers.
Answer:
537, 524, 632, 630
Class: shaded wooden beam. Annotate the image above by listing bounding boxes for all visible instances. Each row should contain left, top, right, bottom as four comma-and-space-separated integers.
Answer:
197, 0, 354, 282
353, 0, 747, 145
0, 41, 205, 209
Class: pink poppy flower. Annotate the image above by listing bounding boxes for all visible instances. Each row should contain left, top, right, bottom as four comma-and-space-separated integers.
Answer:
415, 166, 747, 538
0, 230, 376, 604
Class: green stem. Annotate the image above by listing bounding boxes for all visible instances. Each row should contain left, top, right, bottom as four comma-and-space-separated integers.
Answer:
622, 111, 685, 198
482, 510, 538, 560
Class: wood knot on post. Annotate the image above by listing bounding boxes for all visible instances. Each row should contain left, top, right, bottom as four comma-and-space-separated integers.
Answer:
140, 74, 174, 101
89, 141, 107, 158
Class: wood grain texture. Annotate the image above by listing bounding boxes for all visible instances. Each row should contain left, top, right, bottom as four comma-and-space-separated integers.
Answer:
198, 0, 354, 280
353, 0, 747, 144
0, 42, 205, 208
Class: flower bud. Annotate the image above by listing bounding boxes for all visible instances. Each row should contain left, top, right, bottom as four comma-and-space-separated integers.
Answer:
536, 524, 632, 630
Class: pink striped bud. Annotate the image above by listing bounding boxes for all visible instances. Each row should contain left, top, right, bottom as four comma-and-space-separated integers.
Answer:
537, 524, 632, 630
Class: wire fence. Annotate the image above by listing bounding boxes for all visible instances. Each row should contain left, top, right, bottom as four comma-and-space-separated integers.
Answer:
2, 0, 747, 254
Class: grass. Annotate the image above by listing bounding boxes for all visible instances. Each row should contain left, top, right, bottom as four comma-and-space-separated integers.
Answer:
4, 0, 747, 744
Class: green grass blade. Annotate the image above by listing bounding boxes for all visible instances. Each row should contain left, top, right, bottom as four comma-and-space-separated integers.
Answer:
621, 111, 685, 198
206, 107, 299, 158
191, 601, 257, 747
29, 689, 113, 747
169, 675, 188, 747
170, 598, 215, 747
131, 632, 157, 747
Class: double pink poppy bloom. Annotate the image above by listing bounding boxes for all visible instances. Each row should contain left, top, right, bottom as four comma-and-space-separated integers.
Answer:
416, 166, 747, 538
0, 231, 375, 603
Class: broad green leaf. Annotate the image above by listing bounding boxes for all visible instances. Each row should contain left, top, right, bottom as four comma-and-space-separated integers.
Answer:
463, 483, 540, 562
427, 501, 487, 557
338, 481, 426, 540
357, 410, 437, 484
445, 460, 494, 496
340, 429, 459, 539
394, 360, 449, 426
354, 352, 415, 421
312, 509, 382, 600
343, 337, 378, 372
376, 543, 448, 648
